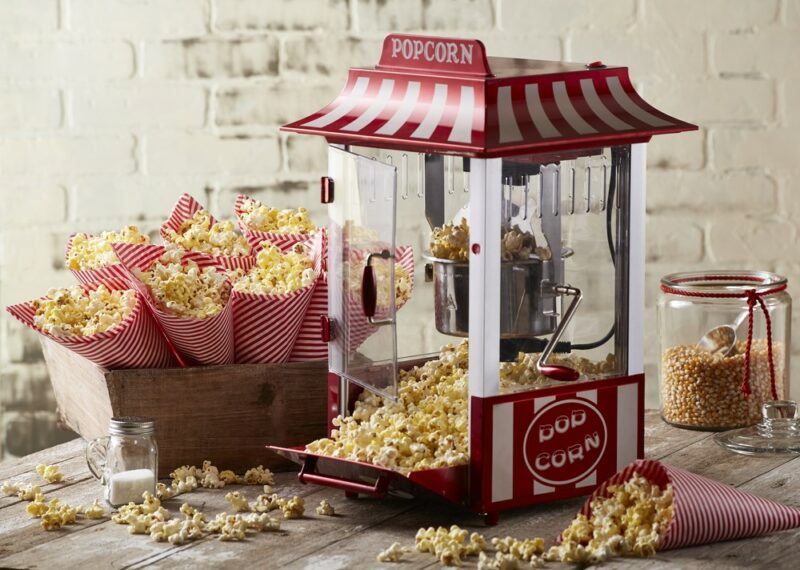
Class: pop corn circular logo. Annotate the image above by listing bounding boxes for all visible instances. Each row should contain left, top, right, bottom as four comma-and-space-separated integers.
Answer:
523, 398, 607, 486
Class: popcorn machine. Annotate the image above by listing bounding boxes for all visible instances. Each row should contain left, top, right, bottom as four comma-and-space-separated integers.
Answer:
270, 34, 696, 523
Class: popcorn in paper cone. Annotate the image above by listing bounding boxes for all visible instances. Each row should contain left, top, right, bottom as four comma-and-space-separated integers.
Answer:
578, 459, 800, 552
65, 227, 150, 290
5, 283, 177, 370
161, 193, 256, 273
289, 230, 328, 361
234, 194, 318, 253
112, 242, 235, 365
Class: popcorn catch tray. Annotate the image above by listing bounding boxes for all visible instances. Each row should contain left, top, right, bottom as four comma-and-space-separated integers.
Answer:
268, 445, 468, 506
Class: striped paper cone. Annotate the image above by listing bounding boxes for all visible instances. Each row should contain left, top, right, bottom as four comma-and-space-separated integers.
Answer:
65, 234, 135, 290
234, 194, 317, 253
346, 244, 415, 352
112, 242, 236, 365
161, 192, 256, 273
289, 230, 329, 361
6, 284, 177, 370
579, 459, 800, 551
232, 283, 315, 364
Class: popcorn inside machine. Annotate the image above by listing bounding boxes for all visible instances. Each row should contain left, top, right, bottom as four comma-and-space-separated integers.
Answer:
270, 34, 696, 523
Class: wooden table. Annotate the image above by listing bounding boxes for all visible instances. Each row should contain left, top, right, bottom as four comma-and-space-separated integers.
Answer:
0, 410, 798, 569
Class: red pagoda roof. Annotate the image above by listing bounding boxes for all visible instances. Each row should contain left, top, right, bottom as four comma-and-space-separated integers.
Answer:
281, 34, 697, 158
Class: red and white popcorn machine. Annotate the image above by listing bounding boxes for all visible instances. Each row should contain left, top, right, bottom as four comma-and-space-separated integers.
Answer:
271, 34, 696, 523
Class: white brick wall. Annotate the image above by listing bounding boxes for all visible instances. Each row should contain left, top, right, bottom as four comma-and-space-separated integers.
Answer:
0, 0, 798, 458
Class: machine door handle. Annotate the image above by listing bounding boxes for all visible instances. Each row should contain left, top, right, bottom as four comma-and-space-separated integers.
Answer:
361, 250, 394, 326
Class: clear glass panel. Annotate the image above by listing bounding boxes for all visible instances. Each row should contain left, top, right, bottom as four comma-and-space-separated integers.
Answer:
328, 146, 398, 399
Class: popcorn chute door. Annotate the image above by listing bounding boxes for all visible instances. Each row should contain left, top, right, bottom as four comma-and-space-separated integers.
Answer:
327, 146, 400, 400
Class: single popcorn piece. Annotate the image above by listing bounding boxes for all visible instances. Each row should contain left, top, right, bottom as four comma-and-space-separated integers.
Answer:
219, 470, 241, 485
280, 495, 305, 519
32, 285, 137, 337
26, 493, 48, 518
149, 519, 183, 542
242, 465, 275, 486
211, 513, 249, 542
136, 247, 230, 319
224, 491, 251, 513
242, 512, 281, 532
163, 208, 251, 257
36, 464, 64, 484
233, 243, 316, 295
200, 460, 225, 489
262, 484, 273, 494
238, 198, 316, 235
17, 483, 41, 501
315, 499, 335, 516
377, 542, 407, 563
1, 481, 20, 497
38, 498, 79, 531
430, 219, 548, 262
83, 499, 106, 520
67, 225, 150, 271
140, 491, 161, 514
253, 493, 282, 513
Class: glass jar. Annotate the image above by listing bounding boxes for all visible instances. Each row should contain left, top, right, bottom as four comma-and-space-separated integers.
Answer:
86, 417, 158, 507
658, 271, 791, 431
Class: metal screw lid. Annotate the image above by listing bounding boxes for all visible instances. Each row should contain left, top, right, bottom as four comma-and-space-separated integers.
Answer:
109, 416, 155, 436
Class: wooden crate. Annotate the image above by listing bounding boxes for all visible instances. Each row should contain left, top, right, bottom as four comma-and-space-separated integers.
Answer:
40, 338, 329, 474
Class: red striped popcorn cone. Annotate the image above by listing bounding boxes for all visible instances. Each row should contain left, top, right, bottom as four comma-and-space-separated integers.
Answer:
289, 230, 329, 362
6, 283, 177, 370
65, 232, 145, 291
161, 192, 256, 273
232, 284, 315, 364
234, 194, 318, 253
112, 242, 235, 365
579, 459, 800, 551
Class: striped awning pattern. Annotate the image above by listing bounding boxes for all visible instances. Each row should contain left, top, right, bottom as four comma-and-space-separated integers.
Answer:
282, 37, 696, 157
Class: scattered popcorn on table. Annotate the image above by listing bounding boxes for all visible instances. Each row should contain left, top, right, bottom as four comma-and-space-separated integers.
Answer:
242, 512, 281, 532
35, 464, 64, 484
233, 243, 315, 295
67, 225, 150, 271
212, 513, 249, 542
377, 542, 407, 563
83, 499, 106, 520
238, 198, 316, 235
225, 491, 251, 513
315, 499, 335, 516
280, 496, 305, 519
1, 481, 20, 497
430, 219, 549, 262
32, 285, 137, 337
415, 525, 488, 567
492, 536, 545, 561
39, 499, 80, 531
163, 208, 251, 257
136, 246, 230, 319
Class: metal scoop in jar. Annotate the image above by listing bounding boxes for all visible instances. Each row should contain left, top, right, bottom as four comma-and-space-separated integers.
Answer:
697, 311, 748, 356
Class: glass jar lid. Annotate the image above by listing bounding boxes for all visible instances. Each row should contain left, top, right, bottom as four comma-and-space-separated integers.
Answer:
109, 416, 155, 436
661, 270, 787, 296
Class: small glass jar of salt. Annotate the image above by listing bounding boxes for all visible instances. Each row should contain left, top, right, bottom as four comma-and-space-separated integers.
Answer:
86, 417, 158, 507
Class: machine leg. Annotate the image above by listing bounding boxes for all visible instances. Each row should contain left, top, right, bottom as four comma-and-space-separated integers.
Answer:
484, 512, 499, 526
345, 491, 359, 499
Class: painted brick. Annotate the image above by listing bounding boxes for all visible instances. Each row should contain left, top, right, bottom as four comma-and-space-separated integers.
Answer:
0, 41, 135, 81
0, 136, 136, 175
423, 0, 494, 30
146, 134, 281, 176
216, 82, 339, 127
0, 363, 54, 408
647, 128, 705, 171
708, 216, 796, 263
355, 0, 423, 31
73, 86, 207, 128
283, 36, 382, 78
647, 170, 777, 215
500, 0, 636, 34
0, 231, 74, 306
712, 127, 796, 171
789, 0, 800, 25
0, 1, 59, 35
146, 37, 279, 79
0, 89, 61, 130
647, 0, 779, 31
480, 34, 561, 61
286, 134, 328, 175
786, 80, 799, 127
0, 186, 67, 227
216, 0, 348, 31
654, 78, 775, 123
714, 29, 800, 78
646, 216, 704, 263
71, 0, 208, 38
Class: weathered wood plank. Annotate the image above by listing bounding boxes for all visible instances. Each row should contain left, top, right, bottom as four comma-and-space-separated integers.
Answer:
0, 439, 84, 482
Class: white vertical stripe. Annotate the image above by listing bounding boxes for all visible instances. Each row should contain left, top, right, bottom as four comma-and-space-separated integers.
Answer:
411, 83, 448, 139
616, 382, 639, 471
577, 389, 598, 403
448, 85, 475, 143
534, 395, 556, 413
575, 471, 597, 488
533, 481, 554, 495
579, 78, 632, 131
375, 81, 421, 135
524, 84, 560, 139
553, 81, 597, 134
628, 144, 646, 375
341, 78, 395, 132
302, 76, 370, 128
491, 402, 514, 503
607, 76, 673, 127
497, 85, 522, 143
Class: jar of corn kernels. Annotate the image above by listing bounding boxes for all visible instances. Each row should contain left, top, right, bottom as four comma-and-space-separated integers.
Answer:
658, 271, 791, 431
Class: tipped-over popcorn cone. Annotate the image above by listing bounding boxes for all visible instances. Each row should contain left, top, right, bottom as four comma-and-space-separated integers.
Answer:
161, 192, 256, 273
6, 283, 177, 370
580, 459, 800, 551
289, 230, 328, 361
234, 194, 317, 253
113, 242, 235, 365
